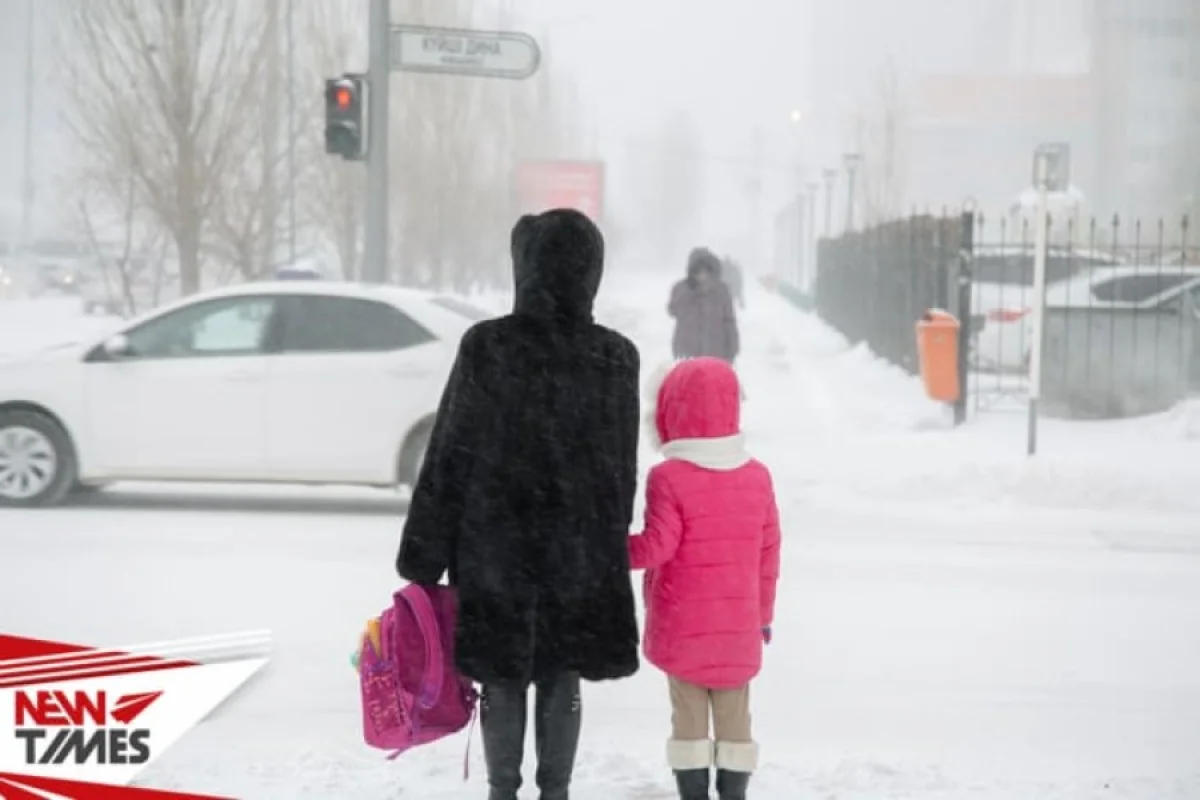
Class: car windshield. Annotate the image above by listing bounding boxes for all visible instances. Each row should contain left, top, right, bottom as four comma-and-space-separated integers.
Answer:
430, 296, 493, 321
1090, 273, 1196, 303
973, 253, 1116, 287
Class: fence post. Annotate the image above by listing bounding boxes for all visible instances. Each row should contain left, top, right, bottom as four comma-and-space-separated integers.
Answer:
954, 211, 974, 425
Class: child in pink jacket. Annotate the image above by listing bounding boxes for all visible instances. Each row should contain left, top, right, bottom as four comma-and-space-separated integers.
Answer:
628, 357, 781, 800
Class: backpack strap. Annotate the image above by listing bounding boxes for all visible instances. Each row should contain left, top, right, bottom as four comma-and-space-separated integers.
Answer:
398, 586, 446, 710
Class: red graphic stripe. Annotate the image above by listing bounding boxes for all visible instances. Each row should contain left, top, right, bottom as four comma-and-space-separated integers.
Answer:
0, 635, 91, 662
0, 635, 200, 689
0, 773, 231, 799
0, 648, 145, 671
1, 653, 170, 677
0, 657, 196, 690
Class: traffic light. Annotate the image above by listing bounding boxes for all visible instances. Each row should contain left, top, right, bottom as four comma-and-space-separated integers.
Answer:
325, 74, 366, 160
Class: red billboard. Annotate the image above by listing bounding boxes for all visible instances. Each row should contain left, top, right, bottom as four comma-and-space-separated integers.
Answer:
513, 159, 605, 223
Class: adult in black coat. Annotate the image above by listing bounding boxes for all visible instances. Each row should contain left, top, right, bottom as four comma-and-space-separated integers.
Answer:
396, 208, 642, 800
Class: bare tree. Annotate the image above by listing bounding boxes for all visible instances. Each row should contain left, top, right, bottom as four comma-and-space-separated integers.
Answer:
293, 0, 366, 280
204, 0, 294, 282
52, 145, 168, 315
56, 0, 273, 295
384, 0, 489, 288
75, 175, 141, 315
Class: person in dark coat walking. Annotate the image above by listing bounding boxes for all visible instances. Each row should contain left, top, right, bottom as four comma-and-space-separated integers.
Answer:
396, 208, 642, 800
669, 248, 740, 363
721, 256, 745, 309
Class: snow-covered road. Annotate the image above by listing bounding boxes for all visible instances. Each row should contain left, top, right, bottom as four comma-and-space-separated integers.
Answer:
5, 487, 1199, 798
3, 277, 1200, 798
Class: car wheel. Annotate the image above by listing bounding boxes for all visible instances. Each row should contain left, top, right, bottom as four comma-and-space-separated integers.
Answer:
397, 421, 433, 488
0, 411, 77, 508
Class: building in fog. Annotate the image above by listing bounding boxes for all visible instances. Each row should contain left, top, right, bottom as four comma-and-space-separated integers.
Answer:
807, 0, 1096, 221
908, 74, 1094, 218
903, 0, 1095, 218
1090, 0, 1200, 224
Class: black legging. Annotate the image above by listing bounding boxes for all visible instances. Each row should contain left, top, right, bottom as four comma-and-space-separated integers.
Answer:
480, 671, 581, 800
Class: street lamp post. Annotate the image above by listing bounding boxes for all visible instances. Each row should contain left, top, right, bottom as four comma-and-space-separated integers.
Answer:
842, 152, 862, 232
21, 0, 35, 254
806, 181, 820, 292
821, 168, 837, 237
286, 0, 296, 265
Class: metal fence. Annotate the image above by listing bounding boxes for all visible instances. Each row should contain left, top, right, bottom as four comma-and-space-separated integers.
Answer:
813, 212, 1198, 419
814, 214, 961, 373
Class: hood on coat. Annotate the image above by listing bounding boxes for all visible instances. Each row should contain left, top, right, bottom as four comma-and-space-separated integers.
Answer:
686, 247, 722, 281
512, 208, 604, 322
511, 213, 541, 283
655, 357, 741, 444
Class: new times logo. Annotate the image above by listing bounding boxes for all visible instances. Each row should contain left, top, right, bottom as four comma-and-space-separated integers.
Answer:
13, 689, 161, 766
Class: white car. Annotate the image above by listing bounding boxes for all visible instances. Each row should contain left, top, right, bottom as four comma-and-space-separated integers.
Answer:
0, 281, 490, 507
1042, 265, 1200, 394
1044, 264, 1200, 314
971, 246, 1121, 372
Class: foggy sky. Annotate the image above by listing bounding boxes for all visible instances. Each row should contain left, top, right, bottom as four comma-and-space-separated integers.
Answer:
0, 1, 1092, 260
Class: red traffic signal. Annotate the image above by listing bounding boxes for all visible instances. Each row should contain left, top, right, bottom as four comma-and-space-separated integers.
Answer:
324, 74, 365, 160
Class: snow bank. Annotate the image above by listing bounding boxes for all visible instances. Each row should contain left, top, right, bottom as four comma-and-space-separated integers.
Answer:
705, 287, 1200, 517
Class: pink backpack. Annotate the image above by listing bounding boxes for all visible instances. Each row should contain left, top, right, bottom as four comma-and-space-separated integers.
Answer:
359, 584, 478, 768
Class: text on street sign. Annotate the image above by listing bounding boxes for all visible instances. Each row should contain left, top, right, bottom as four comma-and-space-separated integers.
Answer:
390, 25, 541, 80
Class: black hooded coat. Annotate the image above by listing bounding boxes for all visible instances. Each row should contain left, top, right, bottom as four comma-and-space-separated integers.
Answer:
396, 209, 642, 685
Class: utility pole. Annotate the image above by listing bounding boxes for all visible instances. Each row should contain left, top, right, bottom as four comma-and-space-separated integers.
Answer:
20, 0, 35, 254
747, 128, 762, 269
363, 0, 391, 283
843, 152, 862, 232
1027, 182, 1048, 453
822, 168, 837, 237
286, 0, 297, 265
1027, 143, 1069, 455
954, 210, 974, 426
806, 182, 820, 293
263, 0, 281, 272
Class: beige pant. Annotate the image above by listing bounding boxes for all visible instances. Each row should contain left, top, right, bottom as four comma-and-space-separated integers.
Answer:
668, 677, 752, 742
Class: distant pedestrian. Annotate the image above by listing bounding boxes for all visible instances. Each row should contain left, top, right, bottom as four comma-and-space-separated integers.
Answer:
668, 248, 740, 364
628, 356, 781, 800
721, 257, 745, 309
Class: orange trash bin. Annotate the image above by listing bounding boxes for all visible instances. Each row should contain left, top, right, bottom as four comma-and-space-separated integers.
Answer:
915, 309, 961, 404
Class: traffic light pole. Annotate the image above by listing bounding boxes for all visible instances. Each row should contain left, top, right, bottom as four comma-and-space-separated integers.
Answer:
363, 0, 391, 283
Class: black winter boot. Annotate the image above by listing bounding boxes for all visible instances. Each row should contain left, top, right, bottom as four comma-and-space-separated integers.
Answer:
673, 768, 711, 800
714, 741, 757, 800
481, 682, 528, 800
715, 769, 750, 800
533, 672, 582, 800
667, 739, 713, 800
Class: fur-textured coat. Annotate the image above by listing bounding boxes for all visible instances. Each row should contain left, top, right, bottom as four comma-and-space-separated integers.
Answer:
669, 250, 740, 362
396, 209, 642, 685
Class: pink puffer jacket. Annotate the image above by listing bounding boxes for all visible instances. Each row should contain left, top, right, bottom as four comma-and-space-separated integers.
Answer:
628, 357, 781, 689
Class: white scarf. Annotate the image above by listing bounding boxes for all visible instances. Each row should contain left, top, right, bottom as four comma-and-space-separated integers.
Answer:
660, 434, 751, 471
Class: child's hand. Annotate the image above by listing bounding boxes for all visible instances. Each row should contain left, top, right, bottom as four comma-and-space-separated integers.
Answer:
762, 626, 772, 645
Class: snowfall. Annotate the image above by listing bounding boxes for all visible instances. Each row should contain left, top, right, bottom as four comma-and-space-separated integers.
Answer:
3, 271, 1200, 799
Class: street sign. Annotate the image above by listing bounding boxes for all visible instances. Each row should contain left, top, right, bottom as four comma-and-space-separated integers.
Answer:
390, 25, 541, 80
1033, 142, 1070, 192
